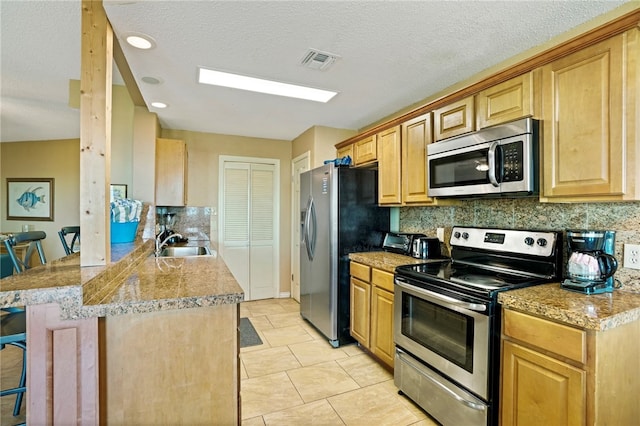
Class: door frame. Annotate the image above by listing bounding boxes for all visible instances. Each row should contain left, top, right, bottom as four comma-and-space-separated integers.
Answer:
218, 155, 280, 300
290, 151, 310, 302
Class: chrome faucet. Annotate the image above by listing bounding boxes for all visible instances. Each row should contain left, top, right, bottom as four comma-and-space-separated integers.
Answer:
155, 233, 183, 257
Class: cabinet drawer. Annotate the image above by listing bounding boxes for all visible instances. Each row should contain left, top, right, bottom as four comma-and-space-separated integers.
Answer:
503, 309, 586, 364
371, 268, 394, 292
350, 262, 371, 282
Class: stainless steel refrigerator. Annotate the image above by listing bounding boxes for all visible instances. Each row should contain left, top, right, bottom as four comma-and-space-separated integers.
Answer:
300, 163, 390, 347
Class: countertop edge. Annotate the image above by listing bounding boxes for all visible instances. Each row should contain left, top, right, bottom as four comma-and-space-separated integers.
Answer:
1, 239, 245, 319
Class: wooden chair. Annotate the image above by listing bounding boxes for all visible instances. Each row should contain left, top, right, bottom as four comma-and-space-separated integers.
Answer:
58, 226, 80, 255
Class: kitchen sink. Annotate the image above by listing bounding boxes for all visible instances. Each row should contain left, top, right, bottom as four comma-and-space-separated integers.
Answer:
158, 246, 212, 257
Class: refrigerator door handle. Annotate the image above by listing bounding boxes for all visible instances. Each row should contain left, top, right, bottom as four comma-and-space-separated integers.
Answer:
303, 196, 314, 260
309, 197, 317, 259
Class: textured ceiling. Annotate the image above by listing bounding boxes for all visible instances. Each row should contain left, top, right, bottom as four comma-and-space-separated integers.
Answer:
0, 0, 633, 143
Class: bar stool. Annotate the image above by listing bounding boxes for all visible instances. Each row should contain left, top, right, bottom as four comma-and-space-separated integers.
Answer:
3, 231, 47, 274
1, 231, 46, 420
0, 310, 26, 417
58, 226, 80, 255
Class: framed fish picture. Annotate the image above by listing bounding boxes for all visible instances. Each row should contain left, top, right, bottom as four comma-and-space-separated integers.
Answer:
6, 178, 55, 221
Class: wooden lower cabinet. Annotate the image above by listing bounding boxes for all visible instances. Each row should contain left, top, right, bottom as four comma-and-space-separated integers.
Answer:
349, 261, 395, 368
370, 286, 394, 366
501, 308, 640, 426
502, 341, 586, 426
350, 276, 371, 347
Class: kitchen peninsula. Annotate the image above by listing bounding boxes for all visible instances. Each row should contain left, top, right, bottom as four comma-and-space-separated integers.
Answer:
0, 231, 243, 424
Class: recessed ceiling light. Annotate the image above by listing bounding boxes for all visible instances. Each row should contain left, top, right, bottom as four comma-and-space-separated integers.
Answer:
141, 76, 162, 85
125, 33, 156, 50
198, 67, 338, 103
151, 102, 167, 108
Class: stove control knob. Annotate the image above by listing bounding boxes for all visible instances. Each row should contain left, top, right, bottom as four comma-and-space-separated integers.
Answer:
536, 238, 548, 247
524, 237, 535, 246
462, 232, 469, 240
453, 231, 461, 239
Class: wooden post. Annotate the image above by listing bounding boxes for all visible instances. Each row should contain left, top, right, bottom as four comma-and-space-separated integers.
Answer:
80, 0, 112, 265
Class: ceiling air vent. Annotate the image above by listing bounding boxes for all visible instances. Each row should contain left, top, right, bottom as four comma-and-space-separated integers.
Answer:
300, 49, 340, 71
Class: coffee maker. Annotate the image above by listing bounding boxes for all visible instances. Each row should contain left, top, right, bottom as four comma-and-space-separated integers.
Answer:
561, 230, 618, 294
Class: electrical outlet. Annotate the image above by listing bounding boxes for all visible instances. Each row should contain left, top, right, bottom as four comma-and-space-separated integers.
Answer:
623, 244, 640, 270
437, 227, 445, 242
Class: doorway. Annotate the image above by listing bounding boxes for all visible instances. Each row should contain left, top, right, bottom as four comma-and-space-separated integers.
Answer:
218, 156, 280, 301
290, 152, 310, 302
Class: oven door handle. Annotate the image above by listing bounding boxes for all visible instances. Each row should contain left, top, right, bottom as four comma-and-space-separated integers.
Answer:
396, 348, 487, 412
395, 278, 487, 312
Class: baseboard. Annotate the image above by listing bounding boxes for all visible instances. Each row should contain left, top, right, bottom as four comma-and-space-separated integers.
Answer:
279, 292, 291, 299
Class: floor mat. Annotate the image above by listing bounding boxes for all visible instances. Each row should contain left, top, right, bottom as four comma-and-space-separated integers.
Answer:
239, 317, 263, 348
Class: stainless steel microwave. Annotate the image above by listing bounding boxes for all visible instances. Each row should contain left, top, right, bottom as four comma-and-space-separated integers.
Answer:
427, 117, 538, 198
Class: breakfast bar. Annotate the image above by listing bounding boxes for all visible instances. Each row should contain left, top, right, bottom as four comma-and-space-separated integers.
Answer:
0, 237, 244, 424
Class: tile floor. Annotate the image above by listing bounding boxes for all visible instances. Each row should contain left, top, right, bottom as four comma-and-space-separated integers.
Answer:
240, 298, 439, 426
0, 298, 440, 425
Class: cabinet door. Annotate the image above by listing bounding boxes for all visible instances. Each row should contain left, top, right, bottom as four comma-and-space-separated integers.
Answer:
502, 341, 586, 426
336, 144, 354, 161
401, 113, 432, 204
354, 135, 377, 165
370, 286, 394, 368
377, 126, 402, 205
540, 33, 628, 200
155, 138, 187, 206
476, 72, 534, 129
350, 277, 370, 346
433, 96, 475, 141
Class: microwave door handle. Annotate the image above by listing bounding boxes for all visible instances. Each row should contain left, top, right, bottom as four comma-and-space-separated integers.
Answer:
487, 141, 500, 187
395, 278, 487, 312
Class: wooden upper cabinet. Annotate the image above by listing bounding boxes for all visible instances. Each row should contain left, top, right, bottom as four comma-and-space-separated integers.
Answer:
377, 126, 402, 205
401, 114, 432, 205
353, 134, 377, 166
155, 138, 188, 206
433, 96, 475, 141
476, 72, 535, 129
336, 144, 353, 161
540, 29, 638, 201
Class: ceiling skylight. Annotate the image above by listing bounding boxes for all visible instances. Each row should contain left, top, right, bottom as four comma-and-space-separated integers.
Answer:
198, 68, 337, 103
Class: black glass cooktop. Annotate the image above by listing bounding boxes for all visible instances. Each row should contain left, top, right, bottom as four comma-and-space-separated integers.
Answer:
395, 260, 550, 299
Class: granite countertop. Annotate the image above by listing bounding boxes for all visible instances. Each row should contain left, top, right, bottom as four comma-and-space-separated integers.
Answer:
498, 283, 640, 331
348, 251, 447, 273
0, 239, 244, 319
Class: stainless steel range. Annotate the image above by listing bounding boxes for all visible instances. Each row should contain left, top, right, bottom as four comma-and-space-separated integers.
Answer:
394, 226, 563, 426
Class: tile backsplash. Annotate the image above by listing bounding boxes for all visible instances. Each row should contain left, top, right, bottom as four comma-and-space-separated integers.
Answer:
156, 206, 211, 241
399, 198, 640, 293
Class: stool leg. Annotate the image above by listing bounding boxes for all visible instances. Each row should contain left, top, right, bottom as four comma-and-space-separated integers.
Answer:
11, 341, 26, 417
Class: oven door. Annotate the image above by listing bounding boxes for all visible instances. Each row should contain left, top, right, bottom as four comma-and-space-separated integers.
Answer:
394, 277, 491, 400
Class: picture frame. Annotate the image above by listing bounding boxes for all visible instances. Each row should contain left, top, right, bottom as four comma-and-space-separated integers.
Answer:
7, 178, 55, 221
110, 184, 128, 202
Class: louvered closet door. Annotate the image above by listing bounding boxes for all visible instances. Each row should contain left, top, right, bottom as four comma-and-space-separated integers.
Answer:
222, 161, 276, 300
249, 164, 276, 300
